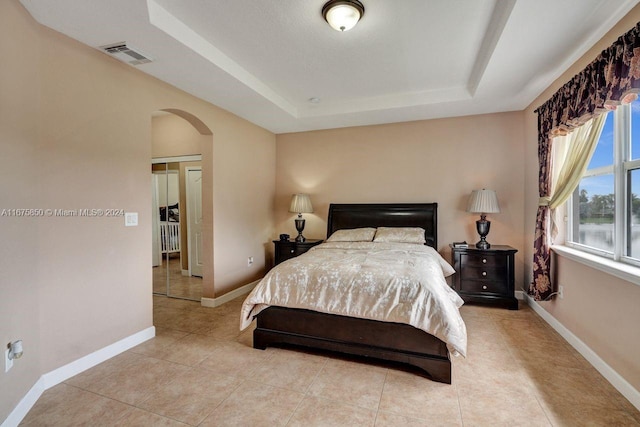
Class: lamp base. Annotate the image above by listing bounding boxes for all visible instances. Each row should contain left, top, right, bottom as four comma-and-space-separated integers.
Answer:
475, 239, 490, 250
475, 216, 491, 250
294, 218, 306, 242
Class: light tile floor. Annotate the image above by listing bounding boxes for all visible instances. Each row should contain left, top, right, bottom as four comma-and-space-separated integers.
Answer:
153, 255, 203, 301
21, 297, 640, 426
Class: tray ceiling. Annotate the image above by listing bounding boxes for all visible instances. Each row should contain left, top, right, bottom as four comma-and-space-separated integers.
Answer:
20, 0, 640, 133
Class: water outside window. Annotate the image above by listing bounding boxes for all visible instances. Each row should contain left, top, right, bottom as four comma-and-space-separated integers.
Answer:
577, 174, 614, 253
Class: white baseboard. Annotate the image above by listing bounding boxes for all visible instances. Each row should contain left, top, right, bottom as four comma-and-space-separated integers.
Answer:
1, 377, 45, 427
41, 327, 155, 389
1, 327, 155, 427
201, 279, 260, 308
525, 295, 640, 411
515, 290, 526, 300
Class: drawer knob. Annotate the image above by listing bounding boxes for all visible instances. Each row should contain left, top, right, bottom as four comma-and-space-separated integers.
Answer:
290, 249, 295, 253
482, 258, 487, 264
482, 285, 487, 290
482, 271, 487, 276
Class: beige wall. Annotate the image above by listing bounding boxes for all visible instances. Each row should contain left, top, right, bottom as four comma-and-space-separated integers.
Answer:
0, 0, 43, 420
523, 5, 640, 392
212, 117, 277, 293
0, 0, 275, 421
276, 112, 526, 289
152, 113, 209, 158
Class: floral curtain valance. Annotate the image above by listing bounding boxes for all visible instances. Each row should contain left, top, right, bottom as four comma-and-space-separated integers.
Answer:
535, 21, 640, 145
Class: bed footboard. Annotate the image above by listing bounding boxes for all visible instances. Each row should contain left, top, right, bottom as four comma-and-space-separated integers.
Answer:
253, 306, 451, 384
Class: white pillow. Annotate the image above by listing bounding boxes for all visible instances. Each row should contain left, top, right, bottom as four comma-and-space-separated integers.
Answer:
327, 227, 377, 242
373, 227, 426, 244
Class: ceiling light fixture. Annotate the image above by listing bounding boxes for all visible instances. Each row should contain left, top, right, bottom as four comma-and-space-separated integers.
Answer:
322, 0, 365, 32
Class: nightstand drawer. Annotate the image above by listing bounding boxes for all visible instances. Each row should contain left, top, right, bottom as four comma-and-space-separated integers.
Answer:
276, 245, 310, 257
460, 265, 505, 281
459, 280, 507, 294
276, 244, 297, 257
273, 239, 323, 266
460, 253, 502, 268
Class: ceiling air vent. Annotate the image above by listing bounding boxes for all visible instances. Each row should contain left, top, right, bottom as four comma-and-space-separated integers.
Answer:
100, 42, 152, 66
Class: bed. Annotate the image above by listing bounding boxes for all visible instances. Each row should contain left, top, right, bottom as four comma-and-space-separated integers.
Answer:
241, 203, 466, 384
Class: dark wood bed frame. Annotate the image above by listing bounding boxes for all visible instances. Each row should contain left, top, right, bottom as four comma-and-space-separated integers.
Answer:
253, 203, 451, 384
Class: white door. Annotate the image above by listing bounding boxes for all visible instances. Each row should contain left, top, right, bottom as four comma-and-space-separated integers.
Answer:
186, 167, 203, 277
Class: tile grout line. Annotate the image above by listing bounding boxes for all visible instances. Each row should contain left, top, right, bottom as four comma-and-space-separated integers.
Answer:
373, 370, 389, 425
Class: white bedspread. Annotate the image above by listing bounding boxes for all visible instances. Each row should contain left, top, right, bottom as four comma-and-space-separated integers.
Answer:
240, 242, 467, 357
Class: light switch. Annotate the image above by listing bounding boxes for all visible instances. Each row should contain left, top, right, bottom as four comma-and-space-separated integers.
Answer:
125, 212, 138, 227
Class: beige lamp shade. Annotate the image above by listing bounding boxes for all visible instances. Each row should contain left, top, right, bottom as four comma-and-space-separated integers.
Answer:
289, 194, 313, 214
467, 189, 500, 214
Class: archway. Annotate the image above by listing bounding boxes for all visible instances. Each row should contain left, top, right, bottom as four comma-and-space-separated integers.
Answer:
151, 109, 213, 301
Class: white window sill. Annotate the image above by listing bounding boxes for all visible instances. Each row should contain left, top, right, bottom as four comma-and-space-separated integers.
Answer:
551, 245, 640, 287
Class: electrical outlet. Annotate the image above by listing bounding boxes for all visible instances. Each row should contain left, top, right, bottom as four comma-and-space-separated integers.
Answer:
558, 285, 564, 299
5, 349, 13, 373
247, 256, 254, 267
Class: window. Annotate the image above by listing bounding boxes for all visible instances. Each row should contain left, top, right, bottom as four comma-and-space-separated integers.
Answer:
568, 99, 640, 266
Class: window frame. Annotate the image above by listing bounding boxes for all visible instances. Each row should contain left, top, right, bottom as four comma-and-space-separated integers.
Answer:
566, 103, 640, 268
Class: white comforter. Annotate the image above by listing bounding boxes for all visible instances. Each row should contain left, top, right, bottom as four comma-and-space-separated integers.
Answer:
240, 242, 467, 357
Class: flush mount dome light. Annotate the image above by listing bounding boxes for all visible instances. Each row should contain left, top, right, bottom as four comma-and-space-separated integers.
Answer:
322, 0, 365, 32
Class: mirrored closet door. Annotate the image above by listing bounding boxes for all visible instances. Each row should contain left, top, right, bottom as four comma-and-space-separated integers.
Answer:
152, 156, 203, 301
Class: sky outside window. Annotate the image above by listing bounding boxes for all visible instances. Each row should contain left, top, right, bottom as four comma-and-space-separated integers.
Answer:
582, 113, 613, 199
582, 101, 640, 199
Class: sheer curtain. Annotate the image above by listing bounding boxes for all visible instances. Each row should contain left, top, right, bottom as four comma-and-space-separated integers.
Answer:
530, 115, 606, 299
530, 20, 640, 301
548, 114, 607, 235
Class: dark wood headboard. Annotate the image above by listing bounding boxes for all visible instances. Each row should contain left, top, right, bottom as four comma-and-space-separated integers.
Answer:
327, 203, 438, 248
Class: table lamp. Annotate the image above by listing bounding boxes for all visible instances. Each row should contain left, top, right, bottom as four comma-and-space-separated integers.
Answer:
289, 194, 313, 242
467, 189, 500, 249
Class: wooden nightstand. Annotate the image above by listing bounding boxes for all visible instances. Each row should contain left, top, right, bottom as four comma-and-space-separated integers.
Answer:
273, 239, 323, 266
450, 245, 518, 310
